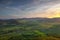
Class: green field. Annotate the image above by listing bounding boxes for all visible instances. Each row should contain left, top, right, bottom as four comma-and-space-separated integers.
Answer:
0, 18, 60, 40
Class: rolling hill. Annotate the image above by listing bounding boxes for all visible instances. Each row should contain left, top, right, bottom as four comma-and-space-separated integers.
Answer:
0, 18, 60, 40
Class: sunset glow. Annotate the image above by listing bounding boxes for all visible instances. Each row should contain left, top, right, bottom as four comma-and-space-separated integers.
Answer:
0, 0, 60, 19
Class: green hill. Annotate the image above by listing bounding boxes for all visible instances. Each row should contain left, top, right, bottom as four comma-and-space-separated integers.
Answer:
0, 18, 60, 40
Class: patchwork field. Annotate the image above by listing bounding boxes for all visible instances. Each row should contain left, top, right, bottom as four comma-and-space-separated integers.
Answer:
0, 18, 60, 40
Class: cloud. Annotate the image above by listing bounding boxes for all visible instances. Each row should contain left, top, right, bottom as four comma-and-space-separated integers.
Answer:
0, 0, 60, 19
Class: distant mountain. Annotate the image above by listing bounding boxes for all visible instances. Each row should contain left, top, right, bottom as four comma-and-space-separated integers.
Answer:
0, 18, 60, 25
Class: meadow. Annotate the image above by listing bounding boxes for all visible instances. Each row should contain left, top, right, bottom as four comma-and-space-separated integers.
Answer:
0, 18, 60, 40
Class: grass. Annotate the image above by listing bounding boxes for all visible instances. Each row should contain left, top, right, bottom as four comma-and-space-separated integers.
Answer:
0, 20, 60, 40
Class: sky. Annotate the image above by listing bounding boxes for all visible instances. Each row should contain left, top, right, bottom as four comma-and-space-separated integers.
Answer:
0, 0, 60, 19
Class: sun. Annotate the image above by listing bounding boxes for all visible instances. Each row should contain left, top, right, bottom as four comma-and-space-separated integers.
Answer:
47, 6, 60, 18
48, 12, 60, 18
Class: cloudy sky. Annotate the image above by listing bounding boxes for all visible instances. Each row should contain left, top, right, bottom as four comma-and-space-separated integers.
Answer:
0, 0, 60, 19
